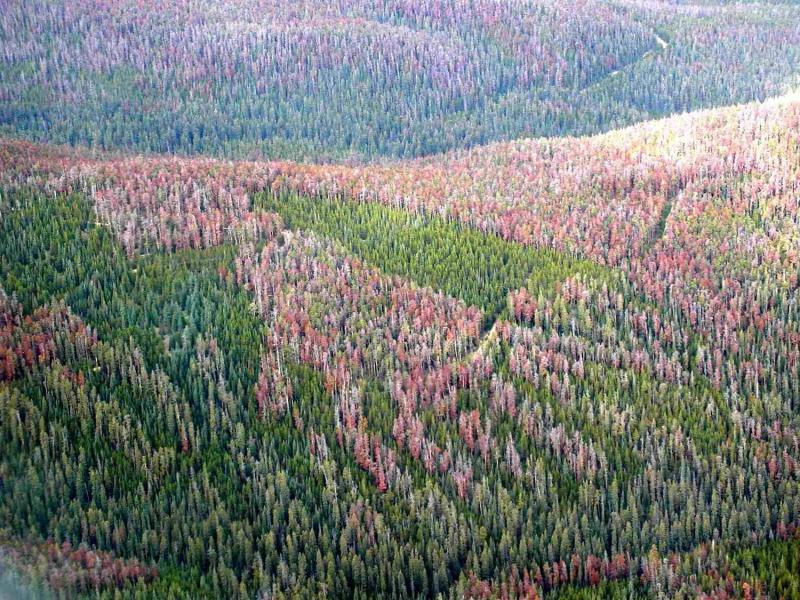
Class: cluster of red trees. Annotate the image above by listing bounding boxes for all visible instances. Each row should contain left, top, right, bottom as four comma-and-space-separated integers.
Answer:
0, 538, 156, 593
0, 291, 97, 382
465, 550, 631, 599
238, 231, 485, 492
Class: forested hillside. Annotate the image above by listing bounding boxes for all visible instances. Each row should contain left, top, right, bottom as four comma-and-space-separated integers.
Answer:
1, 0, 799, 160
1, 88, 800, 597
3, 0, 800, 596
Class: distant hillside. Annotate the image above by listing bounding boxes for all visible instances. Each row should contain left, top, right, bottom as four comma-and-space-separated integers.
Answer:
1, 0, 799, 160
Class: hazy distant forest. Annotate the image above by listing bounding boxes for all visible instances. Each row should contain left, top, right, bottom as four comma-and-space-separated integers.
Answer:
2, 1, 800, 598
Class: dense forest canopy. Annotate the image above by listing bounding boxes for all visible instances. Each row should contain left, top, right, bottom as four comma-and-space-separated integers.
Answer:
2, 90, 800, 597
2, 1, 800, 598
1, 0, 799, 160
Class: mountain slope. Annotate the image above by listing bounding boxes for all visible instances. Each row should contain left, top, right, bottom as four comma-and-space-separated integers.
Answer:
1, 0, 799, 160
1, 94, 800, 598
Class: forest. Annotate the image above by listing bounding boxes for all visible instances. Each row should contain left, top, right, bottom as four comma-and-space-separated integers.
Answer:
2, 0, 800, 598
1, 0, 800, 160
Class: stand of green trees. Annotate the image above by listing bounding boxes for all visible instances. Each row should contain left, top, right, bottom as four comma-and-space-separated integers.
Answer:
1, 188, 799, 598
